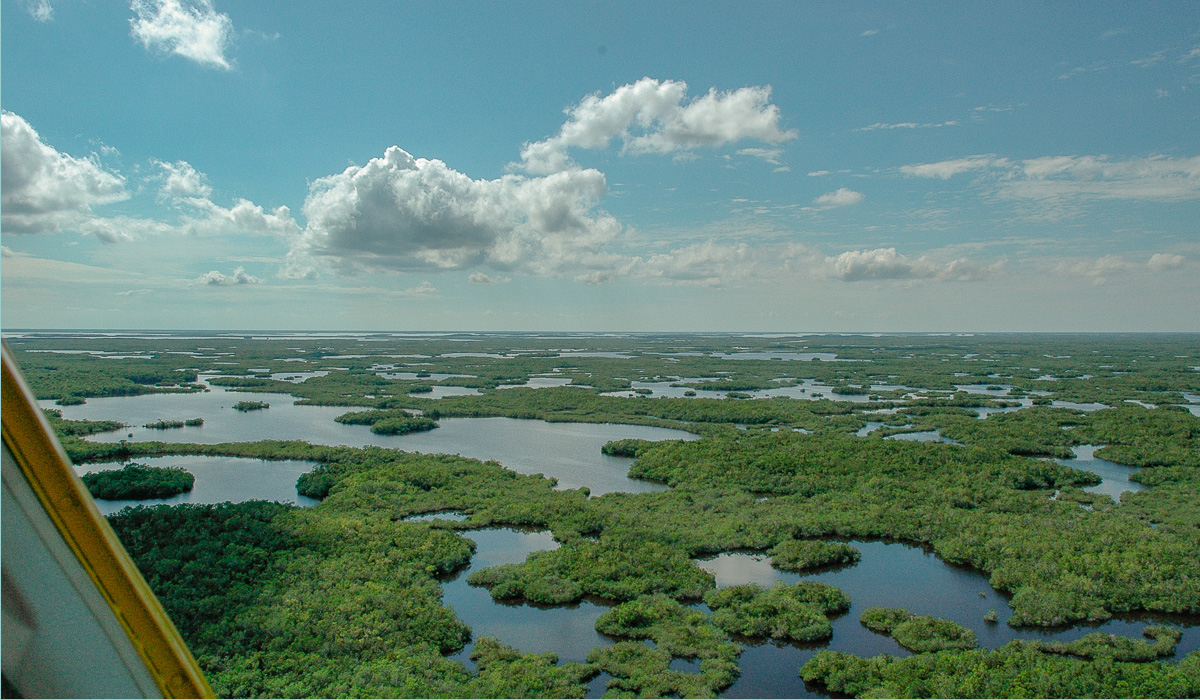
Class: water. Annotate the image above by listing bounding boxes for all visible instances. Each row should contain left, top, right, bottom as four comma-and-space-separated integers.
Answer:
443, 529, 610, 669
75, 455, 319, 515
1054, 444, 1148, 501
702, 544, 1200, 699
884, 430, 959, 445
44, 382, 694, 496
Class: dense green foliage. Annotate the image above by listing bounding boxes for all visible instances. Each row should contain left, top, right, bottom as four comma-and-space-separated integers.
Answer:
16, 333, 1200, 698
1036, 626, 1181, 662
859, 607, 978, 652
42, 408, 124, 437
233, 400, 270, 412
335, 409, 439, 435
769, 539, 861, 572
801, 644, 1200, 698
82, 463, 194, 500
703, 581, 850, 643
591, 594, 742, 696
144, 418, 204, 429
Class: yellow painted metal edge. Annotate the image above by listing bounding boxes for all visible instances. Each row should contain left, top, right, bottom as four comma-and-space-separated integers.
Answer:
1, 341, 214, 698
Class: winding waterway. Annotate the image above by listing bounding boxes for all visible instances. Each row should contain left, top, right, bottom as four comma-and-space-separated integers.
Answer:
46, 382, 1198, 698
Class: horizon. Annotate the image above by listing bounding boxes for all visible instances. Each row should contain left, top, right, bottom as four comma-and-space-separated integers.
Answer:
3, 2, 1199, 332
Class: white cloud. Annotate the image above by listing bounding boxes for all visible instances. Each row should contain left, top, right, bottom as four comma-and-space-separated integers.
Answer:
1054, 253, 1187, 285
1004, 155, 1200, 202
22, 0, 53, 21
825, 247, 999, 282
177, 197, 300, 238
400, 281, 438, 298
813, 188, 865, 207
290, 146, 622, 276
900, 155, 1005, 179
157, 159, 212, 199
902, 153, 1200, 208
130, 0, 234, 70
860, 29, 879, 37
1147, 253, 1185, 271
197, 266, 260, 285
1, 112, 129, 235
518, 78, 796, 174
469, 272, 511, 284
736, 148, 784, 166
856, 120, 958, 132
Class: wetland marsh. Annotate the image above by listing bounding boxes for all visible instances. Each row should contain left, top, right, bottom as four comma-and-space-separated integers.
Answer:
9, 331, 1200, 698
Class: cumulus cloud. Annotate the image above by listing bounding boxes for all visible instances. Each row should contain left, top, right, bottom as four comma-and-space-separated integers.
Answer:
197, 266, 260, 285
178, 196, 300, 238
518, 78, 796, 173
1148, 253, 1185, 271
130, 0, 234, 70
289, 146, 622, 277
813, 188, 865, 207
825, 247, 999, 282
157, 159, 212, 199
1, 112, 129, 235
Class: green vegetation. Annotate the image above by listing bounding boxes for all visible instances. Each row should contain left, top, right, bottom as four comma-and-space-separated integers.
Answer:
232, 400, 269, 412
704, 581, 850, 643
859, 607, 978, 652
42, 408, 124, 437
769, 539, 861, 572
1036, 626, 1182, 662
801, 644, 1200, 698
591, 594, 742, 696
81, 462, 194, 500
600, 438, 654, 457
335, 409, 438, 435
144, 418, 204, 429
17, 333, 1200, 698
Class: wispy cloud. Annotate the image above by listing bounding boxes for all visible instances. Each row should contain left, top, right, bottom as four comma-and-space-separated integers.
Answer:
1053, 253, 1186, 285
130, 0, 235, 70
21, 0, 53, 21
856, 120, 958, 132
860, 29, 879, 37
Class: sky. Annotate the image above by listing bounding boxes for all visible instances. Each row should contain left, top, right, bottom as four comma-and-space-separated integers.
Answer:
1, 1, 1198, 332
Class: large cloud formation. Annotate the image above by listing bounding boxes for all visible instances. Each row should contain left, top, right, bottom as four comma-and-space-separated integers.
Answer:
1, 112, 129, 236
289, 146, 622, 276
519, 78, 796, 174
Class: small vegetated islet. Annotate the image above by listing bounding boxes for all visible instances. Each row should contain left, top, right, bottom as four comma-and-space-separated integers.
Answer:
82, 462, 195, 500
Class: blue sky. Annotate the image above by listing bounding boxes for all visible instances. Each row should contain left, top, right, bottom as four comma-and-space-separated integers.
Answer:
2, 1, 1198, 331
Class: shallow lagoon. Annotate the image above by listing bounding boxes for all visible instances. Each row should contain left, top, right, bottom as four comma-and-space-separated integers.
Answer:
43, 381, 694, 496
